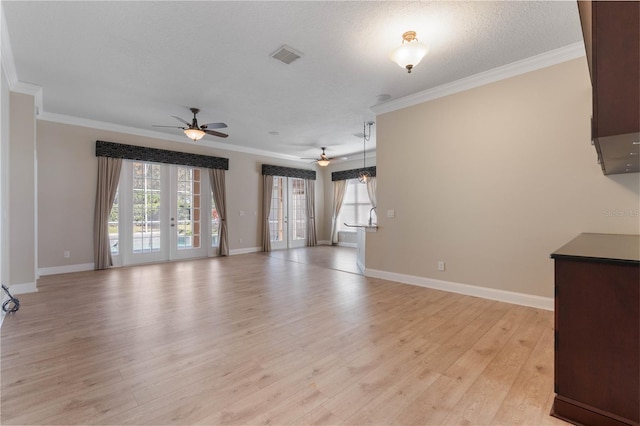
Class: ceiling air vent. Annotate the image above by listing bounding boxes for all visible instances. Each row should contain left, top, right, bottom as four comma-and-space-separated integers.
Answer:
271, 45, 302, 65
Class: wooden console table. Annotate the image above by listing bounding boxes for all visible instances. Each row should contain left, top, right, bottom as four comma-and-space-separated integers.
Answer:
551, 233, 639, 426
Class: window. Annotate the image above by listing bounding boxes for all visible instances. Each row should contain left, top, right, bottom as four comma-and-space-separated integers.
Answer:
109, 188, 119, 255
211, 197, 219, 248
338, 179, 375, 231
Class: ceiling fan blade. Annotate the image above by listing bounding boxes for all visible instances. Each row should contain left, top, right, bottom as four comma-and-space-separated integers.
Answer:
200, 122, 227, 130
153, 125, 186, 129
171, 115, 191, 126
300, 157, 320, 160
204, 129, 229, 138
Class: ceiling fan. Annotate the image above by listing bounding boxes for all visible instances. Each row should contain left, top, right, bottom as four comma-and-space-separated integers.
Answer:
153, 107, 228, 141
302, 147, 334, 167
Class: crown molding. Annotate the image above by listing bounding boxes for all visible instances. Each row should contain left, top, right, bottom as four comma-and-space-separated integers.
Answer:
2, 5, 44, 115
2, 2, 300, 164
371, 41, 586, 115
12, 82, 43, 115
37, 111, 306, 163
0, 5, 18, 87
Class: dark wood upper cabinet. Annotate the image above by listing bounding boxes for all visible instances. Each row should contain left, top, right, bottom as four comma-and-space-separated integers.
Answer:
577, 1, 640, 175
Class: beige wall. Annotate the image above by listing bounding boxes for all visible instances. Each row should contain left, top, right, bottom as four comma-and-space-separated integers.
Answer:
9, 92, 36, 285
368, 58, 639, 298
37, 120, 325, 269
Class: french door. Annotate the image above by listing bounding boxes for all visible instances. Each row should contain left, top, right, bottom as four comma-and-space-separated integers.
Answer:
269, 176, 307, 250
111, 160, 217, 266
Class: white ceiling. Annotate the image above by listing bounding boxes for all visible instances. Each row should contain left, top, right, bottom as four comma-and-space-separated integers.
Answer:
2, 1, 583, 162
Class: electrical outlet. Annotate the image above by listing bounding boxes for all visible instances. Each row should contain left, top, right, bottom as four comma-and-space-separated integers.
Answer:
64, 251, 71, 258
438, 261, 445, 271
387, 209, 395, 218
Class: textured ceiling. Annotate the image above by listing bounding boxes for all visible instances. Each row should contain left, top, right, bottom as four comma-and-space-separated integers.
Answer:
3, 1, 583, 162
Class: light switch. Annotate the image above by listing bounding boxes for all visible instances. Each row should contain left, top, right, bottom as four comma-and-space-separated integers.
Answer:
387, 209, 395, 218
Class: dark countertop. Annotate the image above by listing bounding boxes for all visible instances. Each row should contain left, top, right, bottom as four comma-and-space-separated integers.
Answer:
551, 233, 640, 264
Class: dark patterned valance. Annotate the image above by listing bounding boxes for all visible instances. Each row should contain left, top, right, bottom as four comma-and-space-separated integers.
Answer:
95, 140, 229, 170
332, 166, 376, 181
262, 164, 316, 180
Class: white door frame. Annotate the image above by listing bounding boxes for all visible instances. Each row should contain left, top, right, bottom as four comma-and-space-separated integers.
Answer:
270, 176, 306, 250
169, 165, 209, 260
115, 160, 212, 266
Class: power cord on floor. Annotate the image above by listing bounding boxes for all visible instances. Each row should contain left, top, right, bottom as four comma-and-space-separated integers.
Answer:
1, 284, 20, 313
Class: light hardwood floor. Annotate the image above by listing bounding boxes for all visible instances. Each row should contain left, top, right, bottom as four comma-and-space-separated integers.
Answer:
1, 249, 566, 425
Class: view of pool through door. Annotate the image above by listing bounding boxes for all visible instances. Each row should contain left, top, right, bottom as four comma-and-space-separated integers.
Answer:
110, 160, 218, 266
269, 176, 307, 250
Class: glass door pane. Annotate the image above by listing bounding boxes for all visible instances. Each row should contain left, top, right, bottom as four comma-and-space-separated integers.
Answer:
288, 178, 306, 248
269, 177, 287, 250
268, 176, 307, 250
132, 162, 162, 253
120, 161, 213, 265
170, 165, 208, 260
176, 167, 200, 250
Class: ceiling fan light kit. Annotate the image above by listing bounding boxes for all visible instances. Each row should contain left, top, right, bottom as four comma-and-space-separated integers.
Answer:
153, 107, 228, 141
391, 31, 430, 73
302, 147, 333, 167
184, 128, 205, 141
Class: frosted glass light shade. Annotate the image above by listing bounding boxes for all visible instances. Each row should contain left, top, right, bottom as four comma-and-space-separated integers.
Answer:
317, 159, 330, 167
184, 128, 205, 141
390, 33, 430, 73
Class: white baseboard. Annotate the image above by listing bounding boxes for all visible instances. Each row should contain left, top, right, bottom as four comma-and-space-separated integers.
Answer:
0, 293, 8, 328
337, 242, 357, 248
0, 283, 37, 328
7, 282, 38, 295
318, 240, 332, 246
38, 263, 95, 276
364, 268, 553, 311
229, 247, 262, 256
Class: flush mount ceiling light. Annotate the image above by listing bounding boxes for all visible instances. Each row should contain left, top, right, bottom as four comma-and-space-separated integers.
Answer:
390, 31, 430, 73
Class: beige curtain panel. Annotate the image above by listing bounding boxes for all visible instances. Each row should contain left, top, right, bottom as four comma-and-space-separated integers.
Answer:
209, 168, 229, 256
305, 179, 317, 246
93, 157, 122, 270
261, 175, 274, 252
330, 180, 348, 245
